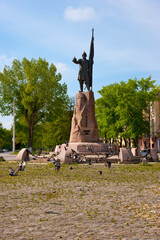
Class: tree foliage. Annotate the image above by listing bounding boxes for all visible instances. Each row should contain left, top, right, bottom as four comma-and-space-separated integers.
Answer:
96, 76, 159, 146
0, 123, 12, 150
30, 97, 75, 149
0, 57, 71, 148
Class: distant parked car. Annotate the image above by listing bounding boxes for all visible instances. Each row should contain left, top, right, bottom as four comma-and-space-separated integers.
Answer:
3, 149, 8, 152
140, 149, 150, 156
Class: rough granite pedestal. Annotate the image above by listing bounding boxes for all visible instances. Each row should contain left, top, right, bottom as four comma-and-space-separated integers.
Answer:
69, 90, 99, 142
55, 90, 110, 163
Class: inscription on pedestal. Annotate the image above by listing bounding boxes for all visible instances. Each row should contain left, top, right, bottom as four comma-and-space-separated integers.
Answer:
84, 130, 90, 135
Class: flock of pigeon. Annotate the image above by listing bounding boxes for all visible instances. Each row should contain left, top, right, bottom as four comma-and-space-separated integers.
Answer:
8, 158, 112, 176
8, 145, 112, 176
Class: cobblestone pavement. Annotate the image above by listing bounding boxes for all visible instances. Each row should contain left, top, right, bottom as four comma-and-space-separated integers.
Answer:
0, 162, 160, 240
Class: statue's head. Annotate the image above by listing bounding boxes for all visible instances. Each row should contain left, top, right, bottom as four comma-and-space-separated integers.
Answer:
82, 51, 87, 59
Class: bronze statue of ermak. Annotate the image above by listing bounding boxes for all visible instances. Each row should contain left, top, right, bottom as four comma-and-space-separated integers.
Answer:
72, 51, 90, 92
72, 29, 94, 92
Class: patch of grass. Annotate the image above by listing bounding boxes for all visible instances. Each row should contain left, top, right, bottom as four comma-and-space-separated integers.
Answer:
11, 151, 19, 155
0, 157, 5, 161
139, 162, 153, 167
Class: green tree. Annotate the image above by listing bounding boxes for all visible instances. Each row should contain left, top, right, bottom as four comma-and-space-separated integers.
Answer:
96, 76, 159, 146
96, 83, 123, 143
0, 123, 12, 150
14, 120, 28, 149
32, 97, 75, 149
0, 57, 69, 148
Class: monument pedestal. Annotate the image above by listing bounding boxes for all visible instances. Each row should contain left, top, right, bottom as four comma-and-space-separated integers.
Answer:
55, 90, 111, 163
69, 90, 99, 142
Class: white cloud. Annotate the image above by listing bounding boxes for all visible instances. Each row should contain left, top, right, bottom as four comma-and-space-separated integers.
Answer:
54, 62, 75, 83
64, 6, 97, 22
55, 62, 72, 74
0, 55, 14, 72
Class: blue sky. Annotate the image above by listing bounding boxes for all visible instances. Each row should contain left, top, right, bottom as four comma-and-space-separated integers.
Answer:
0, 0, 160, 129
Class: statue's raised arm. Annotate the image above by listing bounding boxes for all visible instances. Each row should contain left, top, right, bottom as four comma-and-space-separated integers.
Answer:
72, 57, 78, 64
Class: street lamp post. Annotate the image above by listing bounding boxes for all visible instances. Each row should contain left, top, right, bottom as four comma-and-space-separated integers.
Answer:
12, 98, 15, 153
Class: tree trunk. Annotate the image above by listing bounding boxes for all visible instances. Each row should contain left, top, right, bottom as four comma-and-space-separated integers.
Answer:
104, 133, 107, 143
135, 139, 138, 148
124, 138, 127, 147
120, 138, 122, 148
129, 138, 131, 148
28, 116, 34, 148
132, 138, 138, 148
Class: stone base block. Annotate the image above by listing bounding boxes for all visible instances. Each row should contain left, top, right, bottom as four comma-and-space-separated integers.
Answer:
68, 142, 110, 154
55, 142, 115, 164
16, 148, 29, 161
119, 148, 134, 162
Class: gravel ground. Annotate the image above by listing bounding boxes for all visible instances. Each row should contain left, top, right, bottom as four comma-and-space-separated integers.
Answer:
0, 161, 160, 240
0, 152, 17, 161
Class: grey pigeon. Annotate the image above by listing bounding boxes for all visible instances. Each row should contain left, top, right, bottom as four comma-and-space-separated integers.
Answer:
9, 167, 19, 176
